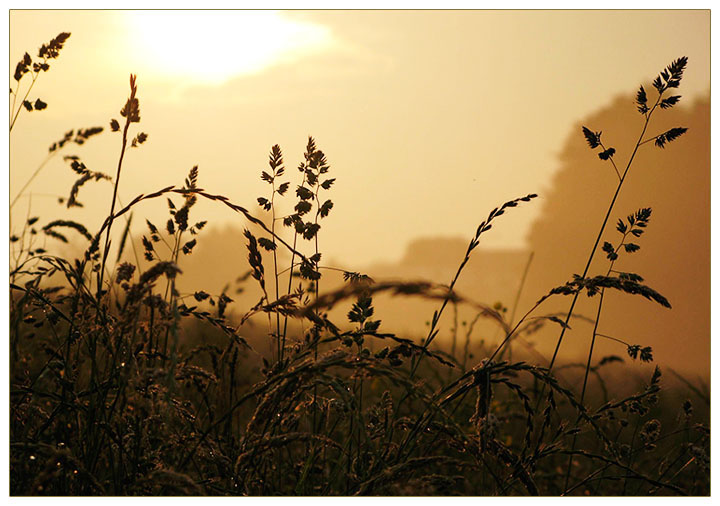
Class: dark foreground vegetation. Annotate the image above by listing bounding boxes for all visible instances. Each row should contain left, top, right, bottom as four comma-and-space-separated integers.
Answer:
9, 33, 709, 495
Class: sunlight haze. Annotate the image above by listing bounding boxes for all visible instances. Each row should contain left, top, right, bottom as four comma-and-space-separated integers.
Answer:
9, 10, 710, 266
125, 11, 334, 85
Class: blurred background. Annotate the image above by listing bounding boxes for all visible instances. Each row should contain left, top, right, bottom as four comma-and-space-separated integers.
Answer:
9, 10, 710, 377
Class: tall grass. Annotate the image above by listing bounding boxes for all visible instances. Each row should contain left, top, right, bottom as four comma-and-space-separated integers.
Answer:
9, 35, 708, 496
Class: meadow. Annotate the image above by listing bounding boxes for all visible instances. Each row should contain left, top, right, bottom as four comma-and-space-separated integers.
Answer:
9, 32, 709, 496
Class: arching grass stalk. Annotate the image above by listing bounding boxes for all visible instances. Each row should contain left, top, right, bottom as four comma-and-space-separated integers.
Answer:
392, 195, 539, 460
408, 193, 538, 379
10, 32, 70, 132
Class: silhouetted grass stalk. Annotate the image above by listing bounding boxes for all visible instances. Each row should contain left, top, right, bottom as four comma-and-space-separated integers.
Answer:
546, 58, 687, 376
497, 251, 534, 362
409, 193, 537, 379
98, 74, 138, 299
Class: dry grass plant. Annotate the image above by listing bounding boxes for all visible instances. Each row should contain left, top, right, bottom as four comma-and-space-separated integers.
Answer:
9, 35, 708, 496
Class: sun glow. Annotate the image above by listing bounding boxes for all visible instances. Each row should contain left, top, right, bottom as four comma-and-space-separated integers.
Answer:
125, 11, 332, 85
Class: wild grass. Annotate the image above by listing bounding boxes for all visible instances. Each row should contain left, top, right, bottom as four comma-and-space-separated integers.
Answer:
9, 35, 709, 496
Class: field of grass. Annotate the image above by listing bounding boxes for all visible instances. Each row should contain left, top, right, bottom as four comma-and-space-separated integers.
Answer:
9, 33, 709, 496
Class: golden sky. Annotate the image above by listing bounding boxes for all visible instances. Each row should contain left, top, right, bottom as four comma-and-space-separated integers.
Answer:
9, 10, 710, 266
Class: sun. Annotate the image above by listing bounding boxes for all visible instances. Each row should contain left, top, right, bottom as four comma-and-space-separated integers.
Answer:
125, 11, 331, 85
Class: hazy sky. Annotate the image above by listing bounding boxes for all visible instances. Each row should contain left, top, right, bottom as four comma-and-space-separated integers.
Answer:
9, 10, 710, 266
